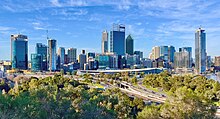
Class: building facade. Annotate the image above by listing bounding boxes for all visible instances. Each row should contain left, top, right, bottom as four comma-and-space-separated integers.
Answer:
134, 51, 143, 59
195, 28, 206, 74
150, 46, 160, 60
215, 56, 220, 66
110, 24, 125, 55
58, 47, 65, 65
179, 47, 192, 68
126, 35, 134, 55
36, 43, 47, 71
174, 52, 190, 68
160, 46, 169, 61
78, 50, 86, 70
95, 53, 118, 69
48, 39, 57, 71
102, 30, 108, 54
67, 48, 77, 63
11, 34, 28, 70
168, 46, 175, 63
31, 54, 42, 71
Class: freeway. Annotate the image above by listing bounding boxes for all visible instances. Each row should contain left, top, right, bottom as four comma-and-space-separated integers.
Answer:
105, 80, 166, 103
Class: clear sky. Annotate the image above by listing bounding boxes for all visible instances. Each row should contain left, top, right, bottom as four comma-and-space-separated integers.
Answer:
0, 0, 220, 60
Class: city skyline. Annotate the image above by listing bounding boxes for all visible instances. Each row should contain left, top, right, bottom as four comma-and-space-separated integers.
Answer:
1, 0, 220, 60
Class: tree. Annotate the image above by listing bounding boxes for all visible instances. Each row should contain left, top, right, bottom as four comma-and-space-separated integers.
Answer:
137, 105, 161, 119
131, 76, 138, 85
60, 69, 64, 76
160, 87, 216, 119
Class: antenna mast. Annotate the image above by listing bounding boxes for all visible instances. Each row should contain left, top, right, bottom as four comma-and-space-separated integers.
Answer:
46, 30, 49, 40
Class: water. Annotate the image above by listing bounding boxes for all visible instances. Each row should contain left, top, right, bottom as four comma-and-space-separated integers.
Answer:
206, 73, 220, 82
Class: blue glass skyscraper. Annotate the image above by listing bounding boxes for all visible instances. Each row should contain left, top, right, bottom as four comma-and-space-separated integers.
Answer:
36, 43, 47, 70
195, 28, 206, 74
168, 46, 175, 63
11, 34, 28, 70
31, 54, 42, 71
110, 24, 125, 55
160, 46, 169, 61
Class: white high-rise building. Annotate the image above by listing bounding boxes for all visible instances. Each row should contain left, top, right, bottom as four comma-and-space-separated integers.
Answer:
48, 39, 57, 71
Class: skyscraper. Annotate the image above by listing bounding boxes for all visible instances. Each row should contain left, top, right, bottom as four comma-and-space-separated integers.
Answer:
102, 30, 108, 54
11, 34, 28, 70
48, 39, 57, 71
150, 46, 160, 60
126, 35, 134, 55
168, 46, 175, 63
78, 50, 86, 70
36, 43, 47, 70
134, 51, 143, 59
195, 28, 206, 74
179, 47, 192, 68
67, 48, 77, 63
95, 53, 118, 69
174, 51, 190, 69
31, 54, 42, 71
160, 46, 169, 61
110, 24, 125, 55
58, 47, 65, 65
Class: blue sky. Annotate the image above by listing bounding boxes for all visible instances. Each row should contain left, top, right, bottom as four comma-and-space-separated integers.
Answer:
0, 0, 220, 60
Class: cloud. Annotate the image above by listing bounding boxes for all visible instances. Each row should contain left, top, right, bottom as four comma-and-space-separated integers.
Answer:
2, 5, 16, 12
50, 0, 87, 7
118, 0, 132, 10
31, 22, 59, 31
51, 0, 61, 7
126, 25, 146, 39
74, 9, 88, 15
0, 26, 15, 31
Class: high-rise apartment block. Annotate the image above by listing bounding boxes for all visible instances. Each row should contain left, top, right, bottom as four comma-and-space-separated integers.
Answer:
149, 46, 160, 60
179, 47, 192, 67
195, 28, 206, 74
48, 39, 57, 71
67, 48, 77, 63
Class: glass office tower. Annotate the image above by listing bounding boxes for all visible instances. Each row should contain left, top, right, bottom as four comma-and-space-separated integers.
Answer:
168, 46, 175, 63
36, 43, 47, 71
58, 47, 65, 64
195, 28, 206, 74
110, 24, 125, 55
31, 54, 42, 71
160, 46, 169, 61
48, 39, 57, 71
11, 34, 28, 70
126, 35, 134, 55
